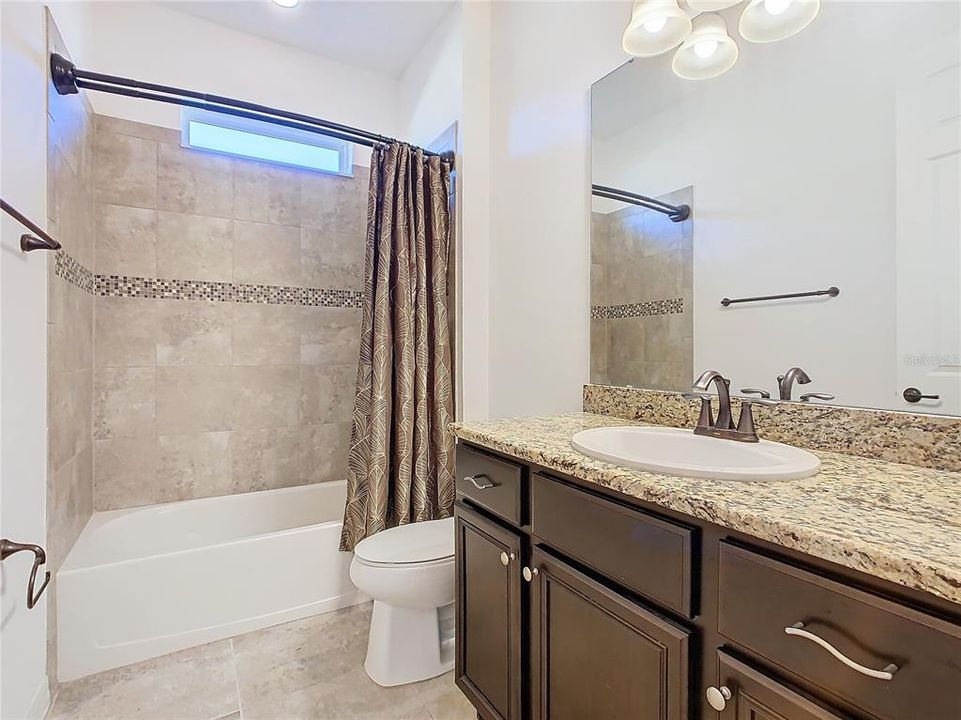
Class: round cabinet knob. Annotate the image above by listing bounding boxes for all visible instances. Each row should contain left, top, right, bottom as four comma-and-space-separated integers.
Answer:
499, 552, 514, 566
522, 566, 539, 582
706, 685, 732, 712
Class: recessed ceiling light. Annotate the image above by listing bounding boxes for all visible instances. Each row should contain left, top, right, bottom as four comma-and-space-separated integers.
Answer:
271, 0, 299, 8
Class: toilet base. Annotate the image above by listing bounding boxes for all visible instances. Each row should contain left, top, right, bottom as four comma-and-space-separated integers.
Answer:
364, 600, 455, 687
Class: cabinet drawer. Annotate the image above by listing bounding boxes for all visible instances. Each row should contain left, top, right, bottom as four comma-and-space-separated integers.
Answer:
530, 473, 694, 617
456, 444, 524, 527
715, 651, 850, 719
718, 542, 961, 720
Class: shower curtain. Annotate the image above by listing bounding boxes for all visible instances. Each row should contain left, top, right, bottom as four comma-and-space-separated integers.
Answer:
339, 143, 455, 551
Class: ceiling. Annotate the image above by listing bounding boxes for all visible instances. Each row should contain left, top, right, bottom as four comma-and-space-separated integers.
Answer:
161, 0, 456, 77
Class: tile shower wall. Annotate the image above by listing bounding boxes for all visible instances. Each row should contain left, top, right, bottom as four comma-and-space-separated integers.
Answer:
46, 12, 95, 689
590, 187, 693, 390
90, 116, 367, 510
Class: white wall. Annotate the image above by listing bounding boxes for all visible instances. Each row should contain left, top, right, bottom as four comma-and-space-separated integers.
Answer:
398, 4, 462, 149
593, 2, 957, 409
0, 3, 50, 718
48, 1, 400, 165
485, 1, 630, 418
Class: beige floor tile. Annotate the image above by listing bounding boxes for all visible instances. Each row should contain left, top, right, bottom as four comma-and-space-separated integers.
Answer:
48, 641, 238, 720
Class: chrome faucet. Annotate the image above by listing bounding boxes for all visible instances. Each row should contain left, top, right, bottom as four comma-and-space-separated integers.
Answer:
685, 370, 778, 443
777, 367, 812, 401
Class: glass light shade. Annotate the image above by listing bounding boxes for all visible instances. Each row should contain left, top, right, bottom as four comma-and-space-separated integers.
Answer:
738, 0, 820, 43
672, 12, 739, 80
623, 0, 693, 57
272, 0, 299, 7
687, 0, 743, 11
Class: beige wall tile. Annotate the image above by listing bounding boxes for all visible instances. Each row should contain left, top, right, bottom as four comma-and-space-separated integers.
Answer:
232, 304, 301, 365
156, 211, 233, 282
96, 115, 181, 145
94, 367, 156, 440
156, 301, 232, 366
301, 228, 365, 290
94, 297, 159, 368
48, 369, 92, 474
93, 437, 159, 510
157, 432, 232, 502
49, 277, 93, 374
300, 171, 367, 236
301, 423, 351, 484
230, 365, 301, 430
233, 160, 302, 226
54, 151, 96, 269
156, 366, 233, 434
300, 308, 362, 365
46, 445, 93, 571
157, 143, 234, 218
96, 204, 157, 277
94, 131, 158, 209
233, 221, 302, 286
300, 364, 355, 425
229, 427, 303, 493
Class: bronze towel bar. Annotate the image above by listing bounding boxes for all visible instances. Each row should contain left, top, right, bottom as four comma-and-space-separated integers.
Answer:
1, 198, 62, 252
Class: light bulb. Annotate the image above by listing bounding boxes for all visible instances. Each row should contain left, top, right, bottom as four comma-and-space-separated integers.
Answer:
763, 0, 791, 15
694, 40, 719, 58
643, 15, 668, 33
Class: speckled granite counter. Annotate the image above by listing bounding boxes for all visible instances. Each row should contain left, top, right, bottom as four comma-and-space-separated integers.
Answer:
450, 413, 961, 606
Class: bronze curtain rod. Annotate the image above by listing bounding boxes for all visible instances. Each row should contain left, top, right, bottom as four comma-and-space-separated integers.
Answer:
1, 199, 61, 252
50, 53, 454, 163
592, 184, 690, 223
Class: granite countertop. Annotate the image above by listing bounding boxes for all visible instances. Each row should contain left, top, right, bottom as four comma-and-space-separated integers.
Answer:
450, 413, 961, 606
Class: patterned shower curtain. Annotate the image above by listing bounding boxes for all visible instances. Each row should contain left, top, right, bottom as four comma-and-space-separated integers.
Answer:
339, 143, 455, 551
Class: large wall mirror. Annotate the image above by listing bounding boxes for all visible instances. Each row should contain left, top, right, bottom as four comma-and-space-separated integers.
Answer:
591, 0, 961, 416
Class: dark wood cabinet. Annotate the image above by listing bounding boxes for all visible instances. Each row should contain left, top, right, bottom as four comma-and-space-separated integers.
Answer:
715, 652, 849, 720
529, 548, 690, 720
454, 441, 961, 720
454, 504, 523, 720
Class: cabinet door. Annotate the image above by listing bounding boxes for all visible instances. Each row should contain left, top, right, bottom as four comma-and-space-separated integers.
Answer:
714, 652, 850, 720
529, 548, 690, 720
455, 504, 523, 720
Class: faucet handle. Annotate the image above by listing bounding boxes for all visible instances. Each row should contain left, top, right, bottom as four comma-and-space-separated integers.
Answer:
682, 393, 714, 430
800, 392, 835, 402
740, 388, 771, 399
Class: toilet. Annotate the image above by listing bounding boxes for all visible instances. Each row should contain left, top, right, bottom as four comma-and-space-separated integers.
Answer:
349, 517, 455, 687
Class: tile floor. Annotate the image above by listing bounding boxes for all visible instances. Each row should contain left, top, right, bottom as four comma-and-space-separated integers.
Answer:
48, 603, 474, 720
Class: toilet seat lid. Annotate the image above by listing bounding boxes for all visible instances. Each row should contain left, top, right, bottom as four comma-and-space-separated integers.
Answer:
353, 517, 454, 565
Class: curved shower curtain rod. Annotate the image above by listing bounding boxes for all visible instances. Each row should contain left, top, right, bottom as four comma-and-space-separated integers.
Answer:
592, 184, 690, 223
49, 53, 454, 163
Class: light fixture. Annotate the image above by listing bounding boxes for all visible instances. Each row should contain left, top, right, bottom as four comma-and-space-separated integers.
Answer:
739, 0, 820, 43
622, 0, 693, 58
686, 0, 743, 11
271, 0, 299, 7
672, 12, 739, 80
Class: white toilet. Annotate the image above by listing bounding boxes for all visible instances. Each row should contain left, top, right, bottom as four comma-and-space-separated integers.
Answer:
349, 517, 456, 687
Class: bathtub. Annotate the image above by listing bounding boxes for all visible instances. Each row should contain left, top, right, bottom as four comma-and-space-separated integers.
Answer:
57, 481, 366, 681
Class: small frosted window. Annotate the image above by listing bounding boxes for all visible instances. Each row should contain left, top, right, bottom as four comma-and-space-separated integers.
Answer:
181, 110, 352, 176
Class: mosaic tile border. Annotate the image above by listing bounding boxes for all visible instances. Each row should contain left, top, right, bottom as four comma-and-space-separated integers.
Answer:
583, 384, 961, 473
54, 250, 364, 308
591, 297, 684, 320
55, 250, 95, 293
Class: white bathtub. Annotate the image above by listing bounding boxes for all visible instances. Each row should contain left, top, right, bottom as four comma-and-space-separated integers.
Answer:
57, 481, 366, 681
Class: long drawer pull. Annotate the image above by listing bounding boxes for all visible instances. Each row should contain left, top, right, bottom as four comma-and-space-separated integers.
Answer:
465, 474, 496, 490
785, 622, 899, 681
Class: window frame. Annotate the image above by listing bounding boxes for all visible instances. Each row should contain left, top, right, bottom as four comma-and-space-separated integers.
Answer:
180, 108, 354, 177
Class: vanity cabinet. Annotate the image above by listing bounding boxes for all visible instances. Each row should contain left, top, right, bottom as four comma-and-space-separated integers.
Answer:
455, 503, 523, 720
529, 547, 690, 720
714, 652, 848, 720
453, 442, 961, 720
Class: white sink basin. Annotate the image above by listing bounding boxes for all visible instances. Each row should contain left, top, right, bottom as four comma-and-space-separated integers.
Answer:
571, 426, 821, 481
